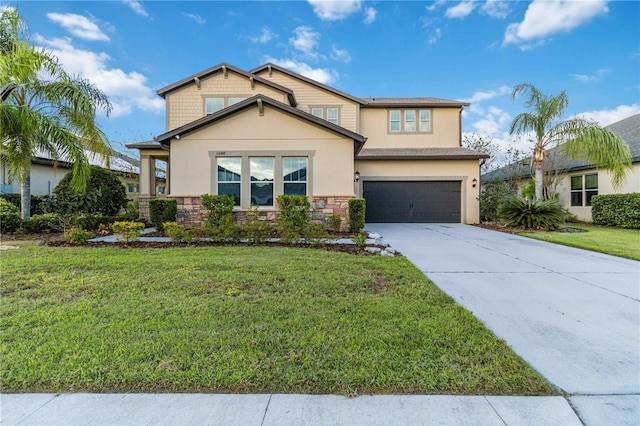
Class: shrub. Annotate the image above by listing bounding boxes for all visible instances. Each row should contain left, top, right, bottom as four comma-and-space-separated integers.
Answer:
0, 198, 21, 233
498, 196, 564, 230
201, 194, 234, 226
303, 222, 330, 246
111, 221, 145, 242
118, 202, 140, 221
348, 198, 366, 233
163, 221, 197, 243
22, 213, 63, 233
242, 204, 273, 244
0, 194, 52, 216
149, 198, 177, 230
351, 233, 367, 247
64, 227, 94, 245
591, 193, 640, 229
53, 166, 128, 216
479, 180, 515, 222
328, 214, 342, 233
520, 179, 536, 200
73, 213, 116, 231
276, 195, 310, 243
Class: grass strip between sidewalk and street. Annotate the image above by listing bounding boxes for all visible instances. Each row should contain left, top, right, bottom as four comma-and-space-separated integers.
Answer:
522, 224, 640, 261
1, 244, 555, 396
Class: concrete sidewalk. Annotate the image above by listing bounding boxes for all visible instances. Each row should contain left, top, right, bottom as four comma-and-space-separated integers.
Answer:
2, 393, 583, 425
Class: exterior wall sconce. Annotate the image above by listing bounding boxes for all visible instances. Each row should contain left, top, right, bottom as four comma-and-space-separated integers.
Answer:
472, 178, 478, 188
354, 171, 361, 182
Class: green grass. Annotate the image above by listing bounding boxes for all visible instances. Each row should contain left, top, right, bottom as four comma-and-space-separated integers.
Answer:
523, 224, 640, 261
0, 245, 554, 396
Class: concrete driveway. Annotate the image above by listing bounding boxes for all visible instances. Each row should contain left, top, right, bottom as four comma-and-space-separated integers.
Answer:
368, 223, 640, 423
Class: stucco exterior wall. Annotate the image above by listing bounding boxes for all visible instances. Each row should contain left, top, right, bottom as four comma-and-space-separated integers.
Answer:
169, 103, 356, 198
359, 107, 462, 149
557, 163, 640, 222
354, 159, 481, 224
165, 72, 288, 131
1, 163, 68, 196
254, 69, 360, 133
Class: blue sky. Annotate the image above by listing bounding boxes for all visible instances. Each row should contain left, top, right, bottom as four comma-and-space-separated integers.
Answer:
3, 0, 639, 160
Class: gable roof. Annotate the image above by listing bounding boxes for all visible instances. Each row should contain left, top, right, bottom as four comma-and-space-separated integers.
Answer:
482, 114, 640, 182
154, 94, 367, 155
156, 62, 297, 106
361, 97, 470, 108
250, 62, 366, 105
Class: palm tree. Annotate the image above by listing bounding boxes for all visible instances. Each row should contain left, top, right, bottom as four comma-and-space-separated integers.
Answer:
0, 10, 112, 220
509, 82, 631, 201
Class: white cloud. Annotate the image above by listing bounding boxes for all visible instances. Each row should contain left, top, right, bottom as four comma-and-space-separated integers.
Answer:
574, 104, 640, 127
263, 57, 338, 85
480, 0, 510, 19
122, 0, 149, 17
290, 26, 321, 60
250, 27, 277, 44
33, 35, 163, 117
472, 106, 511, 135
363, 7, 377, 24
426, 1, 447, 13
308, 0, 362, 21
504, 0, 609, 49
571, 68, 611, 83
428, 28, 442, 45
330, 45, 351, 63
445, 1, 476, 19
182, 13, 206, 25
463, 85, 511, 104
46, 13, 110, 41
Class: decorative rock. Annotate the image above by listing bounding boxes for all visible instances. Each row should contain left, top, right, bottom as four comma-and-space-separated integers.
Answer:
365, 247, 382, 254
385, 247, 396, 255
380, 250, 394, 257
367, 232, 382, 239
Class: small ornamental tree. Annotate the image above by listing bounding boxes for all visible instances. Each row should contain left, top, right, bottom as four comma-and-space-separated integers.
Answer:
53, 165, 127, 216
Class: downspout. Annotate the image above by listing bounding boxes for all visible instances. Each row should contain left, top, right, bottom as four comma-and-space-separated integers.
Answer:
459, 107, 463, 147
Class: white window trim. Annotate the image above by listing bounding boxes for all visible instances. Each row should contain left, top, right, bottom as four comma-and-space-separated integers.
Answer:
309, 106, 341, 126
210, 150, 315, 210
388, 108, 433, 134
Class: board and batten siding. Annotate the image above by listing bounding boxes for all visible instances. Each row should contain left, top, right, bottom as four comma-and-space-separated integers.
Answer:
165, 72, 288, 131
255, 70, 360, 133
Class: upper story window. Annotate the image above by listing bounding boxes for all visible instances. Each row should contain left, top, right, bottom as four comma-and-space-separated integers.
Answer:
205, 96, 248, 115
389, 109, 432, 133
571, 173, 598, 207
310, 106, 340, 125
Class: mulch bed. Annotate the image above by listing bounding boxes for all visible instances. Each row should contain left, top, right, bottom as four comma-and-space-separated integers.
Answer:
474, 223, 588, 234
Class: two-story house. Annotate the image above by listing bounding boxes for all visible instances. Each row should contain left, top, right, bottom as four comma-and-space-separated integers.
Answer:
127, 62, 487, 227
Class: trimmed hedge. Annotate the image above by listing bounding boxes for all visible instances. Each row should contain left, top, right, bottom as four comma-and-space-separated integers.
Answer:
591, 193, 640, 229
348, 198, 366, 233
0, 194, 52, 216
149, 198, 177, 230
0, 198, 21, 233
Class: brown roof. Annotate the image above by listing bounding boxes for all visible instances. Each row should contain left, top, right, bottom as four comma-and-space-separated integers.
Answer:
356, 148, 488, 161
125, 140, 166, 150
154, 95, 367, 155
250, 63, 366, 105
361, 97, 470, 108
156, 62, 297, 106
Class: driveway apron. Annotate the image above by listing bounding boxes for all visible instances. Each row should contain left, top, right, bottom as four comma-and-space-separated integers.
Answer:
367, 224, 640, 399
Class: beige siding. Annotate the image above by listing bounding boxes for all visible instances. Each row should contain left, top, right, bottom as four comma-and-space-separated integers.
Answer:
165, 72, 287, 131
359, 107, 462, 149
354, 159, 481, 224
170, 104, 355, 198
557, 163, 640, 222
255, 70, 360, 133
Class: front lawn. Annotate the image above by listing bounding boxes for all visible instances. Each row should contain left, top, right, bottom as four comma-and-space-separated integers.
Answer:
523, 224, 640, 261
0, 245, 554, 395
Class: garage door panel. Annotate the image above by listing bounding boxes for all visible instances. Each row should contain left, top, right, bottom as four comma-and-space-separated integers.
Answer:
363, 181, 460, 223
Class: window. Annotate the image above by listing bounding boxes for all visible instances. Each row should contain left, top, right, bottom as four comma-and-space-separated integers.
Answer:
389, 109, 432, 133
250, 157, 274, 206
283, 157, 307, 196
309, 106, 340, 125
217, 157, 241, 206
213, 151, 314, 209
571, 173, 598, 207
127, 183, 138, 193
205, 97, 248, 114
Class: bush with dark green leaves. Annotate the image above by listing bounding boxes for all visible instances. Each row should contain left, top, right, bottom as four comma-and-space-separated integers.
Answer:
53, 166, 128, 216
498, 196, 564, 230
22, 213, 63, 233
0, 197, 21, 233
149, 198, 177, 230
200, 194, 234, 227
479, 180, 515, 222
591, 193, 640, 229
276, 195, 310, 242
0, 194, 53, 216
348, 198, 366, 233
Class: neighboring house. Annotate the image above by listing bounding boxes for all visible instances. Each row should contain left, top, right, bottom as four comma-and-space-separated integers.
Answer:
0, 149, 166, 204
482, 114, 640, 222
127, 62, 487, 226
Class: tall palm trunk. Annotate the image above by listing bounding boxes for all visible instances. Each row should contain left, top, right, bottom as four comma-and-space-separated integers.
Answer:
19, 167, 30, 221
533, 145, 545, 200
